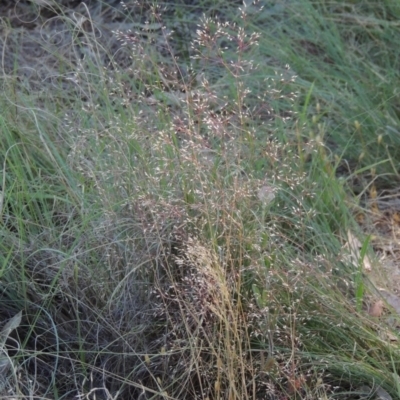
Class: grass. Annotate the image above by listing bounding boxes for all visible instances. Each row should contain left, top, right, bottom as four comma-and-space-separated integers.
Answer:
1, 0, 400, 398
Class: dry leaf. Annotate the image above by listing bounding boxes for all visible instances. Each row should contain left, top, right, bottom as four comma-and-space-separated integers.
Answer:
379, 290, 400, 315
344, 230, 372, 272
1, 311, 22, 346
356, 385, 393, 400
384, 330, 398, 342
394, 212, 400, 224
0, 311, 23, 379
286, 374, 305, 396
347, 230, 361, 250
369, 300, 384, 317
375, 385, 393, 400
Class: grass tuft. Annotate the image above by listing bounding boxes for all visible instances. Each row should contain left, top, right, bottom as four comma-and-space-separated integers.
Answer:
1, 0, 400, 398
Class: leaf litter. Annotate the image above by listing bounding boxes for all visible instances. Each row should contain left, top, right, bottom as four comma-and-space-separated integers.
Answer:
353, 184, 400, 339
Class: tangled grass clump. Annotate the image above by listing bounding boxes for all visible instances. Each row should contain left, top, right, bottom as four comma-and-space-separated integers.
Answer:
1, 1, 400, 399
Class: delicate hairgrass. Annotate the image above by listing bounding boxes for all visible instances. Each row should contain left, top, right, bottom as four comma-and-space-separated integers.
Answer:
1, 0, 400, 398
